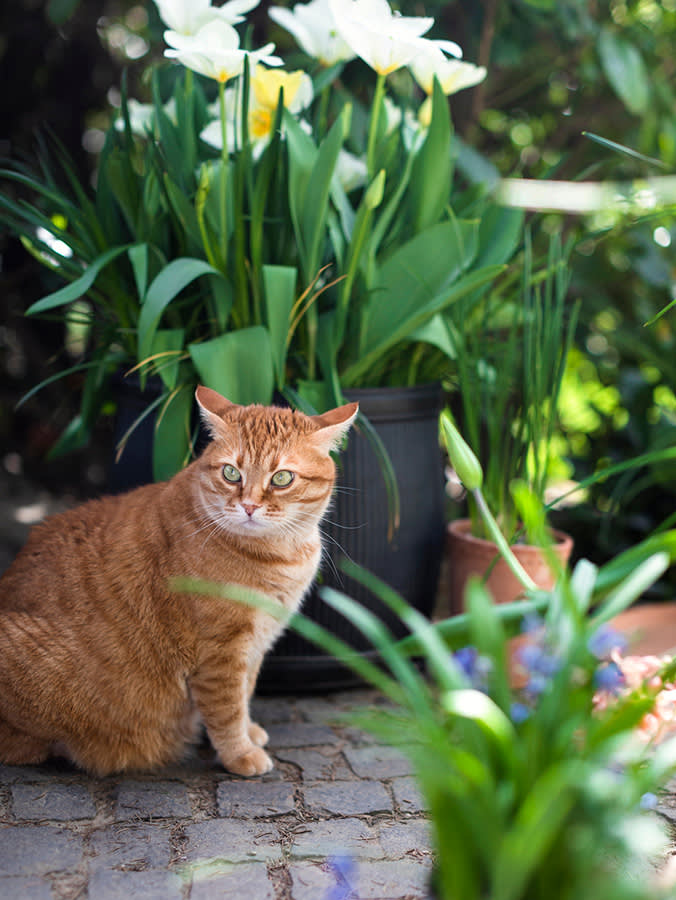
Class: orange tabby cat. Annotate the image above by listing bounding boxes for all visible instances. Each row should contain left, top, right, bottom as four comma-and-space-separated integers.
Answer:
0, 386, 357, 777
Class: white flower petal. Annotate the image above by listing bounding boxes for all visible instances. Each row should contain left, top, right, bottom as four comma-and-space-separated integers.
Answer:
270, 0, 357, 65
329, 0, 433, 74
409, 41, 486, 95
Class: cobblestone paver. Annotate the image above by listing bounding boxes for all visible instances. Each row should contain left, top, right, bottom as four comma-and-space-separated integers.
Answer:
0, 691, 433, 899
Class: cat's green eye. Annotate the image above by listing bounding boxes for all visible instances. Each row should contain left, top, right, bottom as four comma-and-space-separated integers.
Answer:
271, 470, 294, 488
222, 464, 241, 483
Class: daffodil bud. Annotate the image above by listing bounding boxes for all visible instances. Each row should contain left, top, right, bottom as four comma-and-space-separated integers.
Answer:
364, 169, 385, 210
440, 410, 483, 491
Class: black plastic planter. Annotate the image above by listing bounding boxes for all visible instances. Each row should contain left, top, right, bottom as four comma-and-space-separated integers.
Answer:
258, 383, 446, 692
110, 380, 446, 692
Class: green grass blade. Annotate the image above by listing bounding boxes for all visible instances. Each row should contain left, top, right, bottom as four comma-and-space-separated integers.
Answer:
26, 244, 134, 315
340, 561, 466, 692
170, 578, 405, 702
320, 586, 434, 712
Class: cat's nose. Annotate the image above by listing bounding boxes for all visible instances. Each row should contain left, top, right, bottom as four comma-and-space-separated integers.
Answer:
241, 502, 260, 518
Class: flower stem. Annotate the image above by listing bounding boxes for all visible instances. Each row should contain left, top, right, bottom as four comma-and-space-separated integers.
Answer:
366, 72, 387, 178
471, 487, 538, 591
218, 80, 228, 266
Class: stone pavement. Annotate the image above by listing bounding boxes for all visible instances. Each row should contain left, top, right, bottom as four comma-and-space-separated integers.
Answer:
0, 691, 432, 900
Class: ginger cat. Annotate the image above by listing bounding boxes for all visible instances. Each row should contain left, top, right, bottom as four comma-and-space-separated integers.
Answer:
0, 387, 357, 777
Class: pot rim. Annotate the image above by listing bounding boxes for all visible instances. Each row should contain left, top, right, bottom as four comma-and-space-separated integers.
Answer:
447, 517, 574, 554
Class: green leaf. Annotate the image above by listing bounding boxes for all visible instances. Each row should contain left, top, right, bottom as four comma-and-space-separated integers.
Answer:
441, 689, 518, 770
262, 265, 297, 388
475, 206, 524, 268
128, 244, 149, 299
188, 327, 274, 405
172, 577, 404, 702
46, 414, 89, 457
341, 562, 466, 692
492, 762, 580, 900
395, 594, 550, 656
285, 107, 348, 283
409, 315, 458, 359
466, 578, 513, 714
302, 106, 349, 280
359, 218, 478, 351
25, 244, 134, 315
46, 0, 81, 24
291, 380, 333, 414
593, 530, 676, 596
284, 113, 318, 269
568, 558, 599, 617
582, 132, 670, 171
591, 552, 670, 626
343, 211, 503, 385
163, 173, 204, 251
150, 329, 185, 391
152, 385, 194, 481
137, 258, 222, 366
320, 586, 433, 712
408, 78, 453, 232
598, 27, 650, 115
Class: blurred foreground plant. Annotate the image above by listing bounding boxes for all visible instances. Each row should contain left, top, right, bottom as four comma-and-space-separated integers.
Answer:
177, 472, 676, 899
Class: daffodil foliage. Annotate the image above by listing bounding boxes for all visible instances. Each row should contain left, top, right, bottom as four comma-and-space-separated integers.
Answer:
0, 0, 518, 481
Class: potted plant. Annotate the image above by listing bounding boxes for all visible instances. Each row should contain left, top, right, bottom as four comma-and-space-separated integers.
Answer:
0, 0, 513, 473
441, 230, 578, 612
0, 0, 523, 686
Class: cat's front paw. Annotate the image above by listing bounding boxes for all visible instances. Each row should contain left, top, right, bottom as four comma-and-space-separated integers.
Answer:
223, 746, 273, 777
248, 722, 269, 747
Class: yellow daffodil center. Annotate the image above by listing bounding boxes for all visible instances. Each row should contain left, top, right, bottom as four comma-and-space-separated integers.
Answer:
250, 107, 273, 140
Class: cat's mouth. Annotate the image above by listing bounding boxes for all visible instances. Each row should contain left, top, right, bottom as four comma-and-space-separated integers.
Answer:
236, 515, 269, 532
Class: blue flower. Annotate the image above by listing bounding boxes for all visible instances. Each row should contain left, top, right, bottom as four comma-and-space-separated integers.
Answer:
594, 661, 625, 693
510, 701, 531, 723
640, 792, 658, 811
453, 646, 492, 691
516, 643, 560, 678
524, 672, 551, 699
520, 612, 544, 635
588, 625, 627, 660
326, 855, 356, 900
454, 646, 478, 679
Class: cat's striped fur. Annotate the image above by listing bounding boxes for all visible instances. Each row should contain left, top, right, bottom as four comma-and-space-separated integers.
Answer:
0, 387, 357, 776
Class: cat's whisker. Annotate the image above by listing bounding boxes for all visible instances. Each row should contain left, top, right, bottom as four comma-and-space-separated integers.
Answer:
321, 517, 367, 532
331, 484, 361, 496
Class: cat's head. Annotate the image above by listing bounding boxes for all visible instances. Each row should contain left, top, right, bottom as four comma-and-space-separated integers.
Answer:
194, 386, 358, 540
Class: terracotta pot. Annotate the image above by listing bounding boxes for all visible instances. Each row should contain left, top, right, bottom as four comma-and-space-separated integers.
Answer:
447, 518, 574, 615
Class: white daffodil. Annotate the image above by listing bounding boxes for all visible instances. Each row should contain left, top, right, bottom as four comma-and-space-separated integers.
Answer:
164, 19, 281, 83
334, 149, 368, 192
269, 0, 356, 66
115, 99, 155, 135
115, 98, 178, 135
409, 41, 486, 97
382, 96, 423, 147
154, 0, 259, 36
328, 0, 433, 75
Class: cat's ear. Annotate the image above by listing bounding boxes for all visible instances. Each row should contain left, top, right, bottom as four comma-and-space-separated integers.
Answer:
195, 386, 236, 433
310, 402, 359, 454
